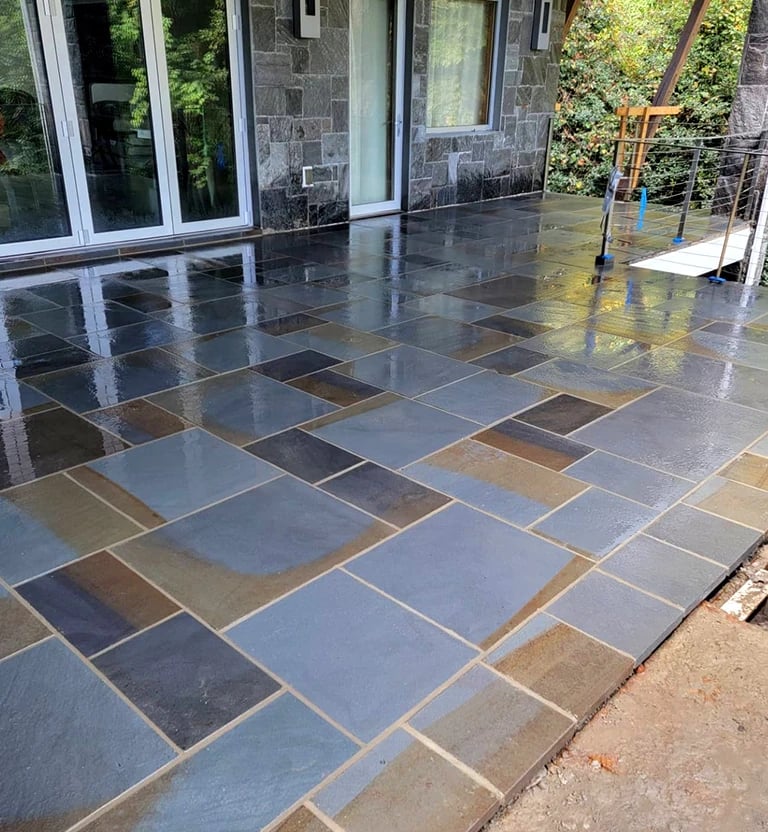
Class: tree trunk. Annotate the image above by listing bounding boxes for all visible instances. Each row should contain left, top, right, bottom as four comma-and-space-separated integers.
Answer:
716, 0, 768, 213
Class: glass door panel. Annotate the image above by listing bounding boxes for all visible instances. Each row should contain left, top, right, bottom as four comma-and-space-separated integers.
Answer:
159, 0, 239, 223
59, 0, 164, 233
350, 0, 394, 208
0, 0, 72, 245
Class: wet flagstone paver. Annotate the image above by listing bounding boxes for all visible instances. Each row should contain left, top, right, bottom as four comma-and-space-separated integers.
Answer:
3, 193, 768, 832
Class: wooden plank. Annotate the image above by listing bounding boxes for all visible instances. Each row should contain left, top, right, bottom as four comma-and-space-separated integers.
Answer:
615, 106, 682, 118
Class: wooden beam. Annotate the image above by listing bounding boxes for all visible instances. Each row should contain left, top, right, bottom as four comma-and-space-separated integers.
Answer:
564, 0, 582, 38
652, 0, 712, 111
629, 0, 712, 190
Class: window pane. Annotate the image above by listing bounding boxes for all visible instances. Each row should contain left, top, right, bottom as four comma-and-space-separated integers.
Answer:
350, 0, 395, 206
62, 0, 164, 233
0, 0, 71, 244
160, 0, 239, 223
426, 0, 496, 129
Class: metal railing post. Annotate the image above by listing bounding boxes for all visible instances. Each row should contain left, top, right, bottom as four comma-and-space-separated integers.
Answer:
674, 144, 702, 244
715, 153, 751, 280
596, 140, 622, 267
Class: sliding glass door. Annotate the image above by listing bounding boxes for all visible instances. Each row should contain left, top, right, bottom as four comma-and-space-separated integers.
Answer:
0, 0, 250, 258
349, 0, 405, 217
0, 0, 79, 252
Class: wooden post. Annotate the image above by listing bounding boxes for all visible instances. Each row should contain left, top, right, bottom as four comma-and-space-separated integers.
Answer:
614, 105, 681, 199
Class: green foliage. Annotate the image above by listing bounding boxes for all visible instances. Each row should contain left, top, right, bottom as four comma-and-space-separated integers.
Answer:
108, 0, 231, 191
0, 1, 54, 175
549, 0, 751, 198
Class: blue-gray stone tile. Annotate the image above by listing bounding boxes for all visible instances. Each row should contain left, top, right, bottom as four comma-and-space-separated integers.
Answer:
470, 344, 552, 375
565, 451, 693, 510
153, 294, 307, 335
416, 371, 553, 424
547, 571, 682, 660
521, 325, 654, 370
81, 695, 356, 832
667, 327, 768, 371
17, 550, 180, 657
409, 665, 573, 796
165, 326, 302, 372
318, 298, 426, 331
115, 476, 391, 628
28, 348, 213, 413
349, 503, 591, 648
93, 613, 280, 748
0, 474, 141, 585
307, 395, 477, 467
572, 387, 768, 480
533, 488, 657, 559
335, 345, 480, 397
0, 584, 50, 660
519, 358, 658, 408
404, 439, 587, 526
403, 293, 504, 322
0, 379, 55, 421
602, 535, 726, 612
20, 301, 150, 338
68, 320, 192, 358
487, 613, 633, 719
148, 370, 337, 445
314, 729, 498, 832
253, 349, 340, 381
229, 570, 475, 740
503, 299, 589, 327
75, 429, 281, 524
277, 322, 396, 360
617, 347, 768, 411
0, 639, 174, 832
645, 504, 762, 568
374, 315, 516, 362
245, 428, 362, 483
320, 462, 450, 527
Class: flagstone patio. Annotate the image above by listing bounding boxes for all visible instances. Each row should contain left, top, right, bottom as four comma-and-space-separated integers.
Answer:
2, 193, 768, 832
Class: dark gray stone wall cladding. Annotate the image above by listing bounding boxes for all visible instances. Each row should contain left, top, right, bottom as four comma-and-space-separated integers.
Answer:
249, 0, 565, 230
408, 0, 566, 210
250, 0, 351, 230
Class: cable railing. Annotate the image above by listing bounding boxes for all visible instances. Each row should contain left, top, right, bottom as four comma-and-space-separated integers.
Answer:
595, 133, 768, 284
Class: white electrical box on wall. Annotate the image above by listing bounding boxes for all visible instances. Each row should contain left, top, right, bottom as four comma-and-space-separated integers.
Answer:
531, 0, 552, 51
294, 0, 320, 38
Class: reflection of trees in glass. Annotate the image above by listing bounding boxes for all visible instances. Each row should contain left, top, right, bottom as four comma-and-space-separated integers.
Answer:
427, 0, 495, 128
109, 0, 232, 195
0, 1, 51, 175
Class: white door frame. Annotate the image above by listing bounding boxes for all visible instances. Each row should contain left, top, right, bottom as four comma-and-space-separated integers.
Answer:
146, 0, 252, 235
0, 0, 83, 258
0, 0, 252, 261
349, 0, 406, 219
46, 0, 177, 247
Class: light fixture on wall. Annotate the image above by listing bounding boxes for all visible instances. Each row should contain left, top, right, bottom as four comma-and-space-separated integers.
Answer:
294, 0, 320, 38
531, 0, 552, 51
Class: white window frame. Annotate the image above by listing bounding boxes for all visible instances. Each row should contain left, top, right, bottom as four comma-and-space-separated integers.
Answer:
424, 0, 505, 136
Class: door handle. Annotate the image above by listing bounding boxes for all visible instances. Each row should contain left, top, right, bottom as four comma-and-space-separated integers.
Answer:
395, 117, 403, 138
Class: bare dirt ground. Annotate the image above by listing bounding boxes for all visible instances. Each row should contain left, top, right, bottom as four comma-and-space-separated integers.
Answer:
489, 602, 768, 832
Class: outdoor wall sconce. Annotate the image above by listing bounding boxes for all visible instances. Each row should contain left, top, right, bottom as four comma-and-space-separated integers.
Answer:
294, 0, 320, 38
531, 0, 552, 50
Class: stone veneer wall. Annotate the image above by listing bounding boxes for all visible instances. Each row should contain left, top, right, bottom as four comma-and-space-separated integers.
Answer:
248, 0, 565, 230
407, 0, 566, 210
250, 0, 351, 230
